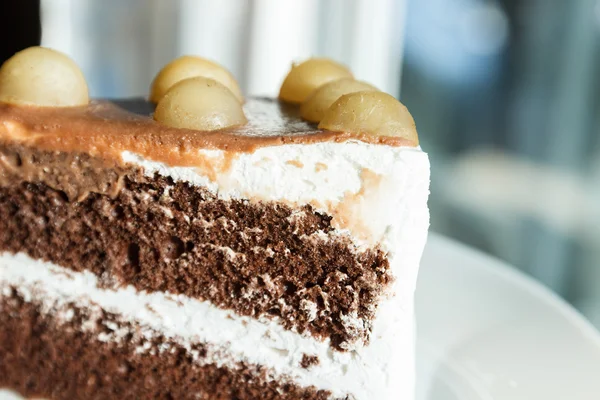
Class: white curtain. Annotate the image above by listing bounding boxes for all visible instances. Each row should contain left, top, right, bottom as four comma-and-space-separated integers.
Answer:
41, 0, 407, 98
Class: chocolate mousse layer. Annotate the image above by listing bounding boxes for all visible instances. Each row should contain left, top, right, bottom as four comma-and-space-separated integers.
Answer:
0, 98, 415, 169
0, 289, 333, 400
0, 143, 392, 350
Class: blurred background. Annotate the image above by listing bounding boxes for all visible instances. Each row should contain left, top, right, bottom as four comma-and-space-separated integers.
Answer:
2, 0, 599, 328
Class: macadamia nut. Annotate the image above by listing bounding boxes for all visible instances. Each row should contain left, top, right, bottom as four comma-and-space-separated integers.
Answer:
318, 91, 418, 145
300, 78, 378, 123
0, 46, 89, 107
150, 56, 244, 104
279, 58, 352, 104
154, 77, 247, 131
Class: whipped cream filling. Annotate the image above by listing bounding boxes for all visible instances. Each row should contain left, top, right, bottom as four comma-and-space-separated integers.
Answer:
0, 252, 414, 400
121, 141, 430, 251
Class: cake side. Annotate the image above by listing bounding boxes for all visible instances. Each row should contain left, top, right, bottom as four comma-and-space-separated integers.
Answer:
0, 138, 429, 399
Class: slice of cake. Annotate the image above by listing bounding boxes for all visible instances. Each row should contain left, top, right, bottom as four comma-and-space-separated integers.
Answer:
0, 47, 430, 400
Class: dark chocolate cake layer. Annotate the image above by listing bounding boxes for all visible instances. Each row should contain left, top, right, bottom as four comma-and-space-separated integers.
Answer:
0, 143, 393, 350
0, 289, 333, 400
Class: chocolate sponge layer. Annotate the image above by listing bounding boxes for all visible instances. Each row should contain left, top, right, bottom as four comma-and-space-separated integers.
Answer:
0, 289, 332, 400
0, 144, 392, 349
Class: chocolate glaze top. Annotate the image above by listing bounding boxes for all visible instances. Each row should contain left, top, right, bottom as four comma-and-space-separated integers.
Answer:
0, 98, 416, 167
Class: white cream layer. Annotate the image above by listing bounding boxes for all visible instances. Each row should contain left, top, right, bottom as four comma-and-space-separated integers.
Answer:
0, 252, 414, 400
121, 141, 430, 252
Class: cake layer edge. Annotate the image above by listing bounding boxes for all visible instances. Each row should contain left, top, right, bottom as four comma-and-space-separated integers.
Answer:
0, 252, 415, 400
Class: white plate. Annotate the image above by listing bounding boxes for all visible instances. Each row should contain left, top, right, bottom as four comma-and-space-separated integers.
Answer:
416, 233, 600, 400
3, 233, 600, 400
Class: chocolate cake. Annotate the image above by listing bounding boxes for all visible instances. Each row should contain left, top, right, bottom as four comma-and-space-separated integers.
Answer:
0, 48, 430, 399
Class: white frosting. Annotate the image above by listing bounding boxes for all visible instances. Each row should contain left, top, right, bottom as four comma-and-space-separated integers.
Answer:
2, 141, 430, 399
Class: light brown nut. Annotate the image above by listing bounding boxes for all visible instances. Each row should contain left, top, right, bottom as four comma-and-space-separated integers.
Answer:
150, 55, 244, 103
0, 46, 89, 107
300, 78, 379, 123
154, 77, 247, 131
278, 58, 353, 104
318, 91, 418, 145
